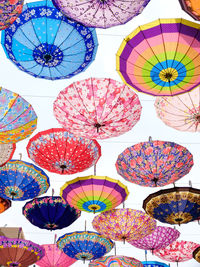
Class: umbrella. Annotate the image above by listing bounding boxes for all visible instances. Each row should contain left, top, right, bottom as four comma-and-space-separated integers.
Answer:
23, 196, 81, 230
0, 143, 16, 166
116, 18, 200, 96
53, 78, 142, 139
36, 244, 77, 267
92, 208, 156, 243
27, 128, 101, 175
0, 0, 23, 30
115, 139, 193, 187
193, 246, 200, 263
1, 0, 98, 80
142, 261, 169, 267
0, 197, 11, 214
0, 236, 44, 267
143, 187, 200, 225
60, 175, 129, 213
57, 231, 114, 262
0, 87, 37, 144
0, 160, 50, 200
155, 85, 200, 132
129, 226, 180, 252
154, 240, 199, 265
179, 0, 200, 21
89, 255, 143, 267
52, 0, 151, 29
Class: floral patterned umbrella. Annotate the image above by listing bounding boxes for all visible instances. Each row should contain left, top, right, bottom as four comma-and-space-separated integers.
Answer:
0, 197, 11, 214
92, 208, 156, 243
52, 0, 151, 29
36, 244, 77, 267
89, 255, 143, 267
0, 143, 16, 166
0, 0, 23, 30
0, 236, 44, 267
143, 187, 200, 225
154, 240, 200, 265
1, 0, 98, 80
57, 231, 114, 262
142, 261, 169, 267
60, 175, 129, 213
23, 196, 81, 230
0, 160, 50, 200
179, 0, 200, 20
0, 87, 37, 144
129, 226, 180, 252
53, 78, 142, 139
27, 128, 101, 175
116, 139, 193, 187
155, 85, 200, 132
193, 246, 200, 263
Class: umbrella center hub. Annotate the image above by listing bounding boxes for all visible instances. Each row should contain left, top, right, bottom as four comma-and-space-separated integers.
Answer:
43, 54, 52, 62
164, 72, 173, 81
195, 115, 200, 123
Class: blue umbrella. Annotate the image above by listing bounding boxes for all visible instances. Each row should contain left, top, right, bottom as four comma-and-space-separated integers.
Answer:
142, 261, 170, 267
23, 196, 81, 230
1, 0, 98, 80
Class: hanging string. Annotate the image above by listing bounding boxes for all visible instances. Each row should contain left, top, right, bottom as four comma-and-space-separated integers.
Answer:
19, 153, 22, 160
17, 227, 22, 239
52, 188, 54, 197
123, 202, 125, 209
114, 243, 116, 256
145, 250, 147, 262
94, 165, 96, 176
84, 220, 87, 232
54, 234, 57, 244
189, 180, 192, 187
148, 136, 153, 142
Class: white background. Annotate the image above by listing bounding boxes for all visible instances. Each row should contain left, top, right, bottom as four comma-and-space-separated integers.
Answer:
0, 0, 200, 266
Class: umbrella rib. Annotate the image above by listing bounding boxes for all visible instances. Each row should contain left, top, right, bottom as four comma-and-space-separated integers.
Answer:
98, 78, 111, 123
91, 78, 98, 124
51, 130, 63, 168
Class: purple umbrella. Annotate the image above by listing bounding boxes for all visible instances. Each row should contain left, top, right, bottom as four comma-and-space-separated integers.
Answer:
128, 226, 180, 252
52, 0, 151, 29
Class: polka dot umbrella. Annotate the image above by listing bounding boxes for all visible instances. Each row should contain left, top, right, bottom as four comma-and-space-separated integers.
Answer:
116, 18, 200, 96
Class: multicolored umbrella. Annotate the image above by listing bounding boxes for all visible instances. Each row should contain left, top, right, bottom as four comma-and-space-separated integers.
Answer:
115, 139, 193, 187
0, 197, 11, 214
27, 128, 101, 175
0, 0, 23, 30
92, 208, 156, 243
36, 244, 77, 267
57, 231, 114, 262
155, 85, 200, 132
53, 78, 142, 139
0, 160, 50, 200
116, 18, 200, 96
154, 240, 199, 264
143, 187, 200, 225
129, 226, 180, 251
23, 196, 81, 230
1, 0, 98, 80
0, 236, 44, 267
60, 175, 129, 213
193, 246, 200, 263
0, 87, 37, 144
52, 0, 151, 29
89, 255, 143, 267
0, 143, 16, 166
142, 261, 169, 267
179, 0, 200, 21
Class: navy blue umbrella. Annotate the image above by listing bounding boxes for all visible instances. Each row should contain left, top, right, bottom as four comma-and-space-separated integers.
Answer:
22, 196, 81, 230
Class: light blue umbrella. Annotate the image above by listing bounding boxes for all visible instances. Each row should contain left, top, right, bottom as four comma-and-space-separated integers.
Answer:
142, 261, 170, 267
1, 0, 98, 80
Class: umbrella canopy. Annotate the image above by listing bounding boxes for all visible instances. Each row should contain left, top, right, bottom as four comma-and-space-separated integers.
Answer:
116, 139, 193, 187
89, 255, 143, 267
92, 208, 156, 243
23, 196, 81, 230
52, 0, 151, 29
179, 0, 200, 21
154, 240, 199, 263
142, 261, 169, 267
60, 175, 129, 213
0, 0, 23, 30
155, 85, 200, 132
0, 143, 16, 166
57, 231, 114, 262
1, 0, 98, 80
116, 18, 200, 96
0, 236, 44, 267
0, 160, 50, 200
36, 244, 77, 267
0, 197, 11, 214
193, 246, 200, 263
0, 87, 37, 144
53, 78, 142, 139
129, 226, 180, 251
143, 187, 200, 225
27, 128, 101, 175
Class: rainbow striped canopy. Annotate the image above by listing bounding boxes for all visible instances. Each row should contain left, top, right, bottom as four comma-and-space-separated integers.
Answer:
89, 255, 143, 267
117, 18, 200, 96
60, 175, 129, 213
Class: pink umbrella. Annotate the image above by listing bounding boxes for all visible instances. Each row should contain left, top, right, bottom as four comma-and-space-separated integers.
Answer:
36, 244, 77, 267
